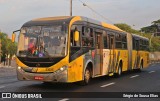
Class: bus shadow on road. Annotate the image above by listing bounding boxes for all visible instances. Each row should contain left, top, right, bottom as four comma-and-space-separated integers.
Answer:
86, 69, 146, 85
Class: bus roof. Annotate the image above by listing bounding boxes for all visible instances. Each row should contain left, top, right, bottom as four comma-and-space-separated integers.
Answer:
22, 16, 74, 27
32, 16, 72, 21
132, 34, 149, 40
22, 16, 124, 32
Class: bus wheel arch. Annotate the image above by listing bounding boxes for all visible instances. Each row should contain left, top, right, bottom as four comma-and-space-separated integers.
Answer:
80, 62, 93, 85
87, 62, 93, 77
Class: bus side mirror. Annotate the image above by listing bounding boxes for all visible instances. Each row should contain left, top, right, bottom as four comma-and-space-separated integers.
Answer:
74, 31, 79, 42
12, 32, 16, 42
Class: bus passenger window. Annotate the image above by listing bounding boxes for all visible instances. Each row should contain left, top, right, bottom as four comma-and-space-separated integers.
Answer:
103, 36, 108, 49
82, 26, 85, 36
115, 33, 122, 49
90, 28, 93, 37
82, 37, 93, 47
122, 35, 127, 49
82, 26, 94, 47
70, 30, 73, 46
135, 40, 139, 50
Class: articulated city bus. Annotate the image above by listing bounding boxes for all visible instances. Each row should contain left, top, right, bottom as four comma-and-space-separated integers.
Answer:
12, 16, 149, 85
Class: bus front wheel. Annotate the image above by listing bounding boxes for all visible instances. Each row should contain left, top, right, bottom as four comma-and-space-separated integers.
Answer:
79, 68, 91, 85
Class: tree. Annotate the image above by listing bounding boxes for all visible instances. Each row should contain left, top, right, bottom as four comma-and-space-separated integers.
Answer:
152, 19, 160, 25
114, 23, 132, 32
114, 23, 140, 34
0, 32, 8, 56
141, 19, 160, 33
5, 38, 17, 66
0, 32, 17, 66
141, 25, 157, 33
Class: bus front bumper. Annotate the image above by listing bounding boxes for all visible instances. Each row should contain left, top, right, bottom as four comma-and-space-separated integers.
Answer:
17, 67, 68, 83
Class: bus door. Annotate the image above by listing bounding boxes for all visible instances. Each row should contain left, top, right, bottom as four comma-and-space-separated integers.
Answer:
108, 35, 115, 73
94, 32, 103, 75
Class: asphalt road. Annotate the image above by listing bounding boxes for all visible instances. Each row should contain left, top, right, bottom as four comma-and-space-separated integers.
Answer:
0, 63, 160, 101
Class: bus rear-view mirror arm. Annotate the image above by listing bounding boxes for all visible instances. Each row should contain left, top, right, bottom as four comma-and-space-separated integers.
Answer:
12, 30, 20, 42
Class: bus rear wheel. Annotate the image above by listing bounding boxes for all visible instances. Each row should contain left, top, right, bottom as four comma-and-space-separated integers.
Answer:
114, 63, 122, 77
139, 61, 143, 72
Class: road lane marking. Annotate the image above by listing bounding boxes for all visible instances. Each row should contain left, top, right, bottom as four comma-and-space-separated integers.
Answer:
149, 71, 155, 73
130, 75, 139, 78
59, 98, 69, 101
151, 64, 156, 67
0, 86, 5, 89
101, 82, 115, 88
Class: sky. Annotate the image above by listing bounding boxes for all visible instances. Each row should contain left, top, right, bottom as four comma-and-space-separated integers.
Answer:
0, 0, 160, 37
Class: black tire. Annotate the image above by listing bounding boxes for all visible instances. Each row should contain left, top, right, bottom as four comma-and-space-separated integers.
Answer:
139, 61, 143, 72
79, 68, 91, 85
114, 63, 122, 77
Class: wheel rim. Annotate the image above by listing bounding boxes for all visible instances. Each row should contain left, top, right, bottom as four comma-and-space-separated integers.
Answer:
84, 69, 90, 83
118, 67, 121, 75
140, 64, 143, 70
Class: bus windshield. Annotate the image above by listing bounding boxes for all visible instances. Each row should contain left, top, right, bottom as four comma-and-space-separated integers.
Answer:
17, 26, 67, 57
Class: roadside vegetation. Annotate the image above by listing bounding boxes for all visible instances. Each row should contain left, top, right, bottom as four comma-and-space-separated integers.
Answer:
0, 32, 17, 66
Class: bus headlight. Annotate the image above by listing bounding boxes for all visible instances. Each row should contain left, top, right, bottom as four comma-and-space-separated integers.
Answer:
18, 66, 21, 70
17, 66, 25, 72
53, 65, 68, 75
60, 65, 68, 71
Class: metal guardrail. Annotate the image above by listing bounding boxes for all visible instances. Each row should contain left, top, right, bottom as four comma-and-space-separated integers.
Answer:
150, 60, 160, 64
149, 52, 160, 64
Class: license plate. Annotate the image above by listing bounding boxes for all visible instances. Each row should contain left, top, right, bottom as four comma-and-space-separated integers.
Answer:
34, 76, 44, 80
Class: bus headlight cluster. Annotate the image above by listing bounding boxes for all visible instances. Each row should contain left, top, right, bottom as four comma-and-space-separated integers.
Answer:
53, 65, 68, 75
60, 66, 66, 71
18, 66, 21, 70
17, 66, 25, 72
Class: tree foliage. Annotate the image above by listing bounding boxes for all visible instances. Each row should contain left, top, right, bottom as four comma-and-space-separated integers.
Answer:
114, 23, 140, 34
152, 19, 160, 25
0, 32, 17, 65
140, 19, 160, 33
141, 25, 157, 33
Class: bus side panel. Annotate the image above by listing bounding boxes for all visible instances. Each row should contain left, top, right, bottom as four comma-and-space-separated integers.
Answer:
139, 51, 144, 68
113, 50, 128, 73
102, 49, 110, 75
117, 50, 128, 72
139, 51, 149, 68
68, 55, 83, 82
145, 52, 150, 68
133, 50, 142, 69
